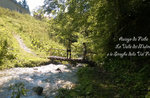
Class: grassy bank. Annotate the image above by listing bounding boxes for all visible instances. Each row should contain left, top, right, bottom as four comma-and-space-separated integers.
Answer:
0, 7, 65, 69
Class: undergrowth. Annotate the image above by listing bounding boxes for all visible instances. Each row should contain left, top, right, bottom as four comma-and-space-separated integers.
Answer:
57, 67, 117, 98
57, 63, 149, 98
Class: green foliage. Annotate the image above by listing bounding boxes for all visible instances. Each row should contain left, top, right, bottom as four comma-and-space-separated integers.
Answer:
0, 39, 8, 64
0, 28, 14, 67
43, 0, 150, 97
0, 7, 65, 69
33, 7, 45, 20
103, 57, 149, 97
57, 65, 149, 97
9, 82, 28, 98
57, 67, 116, 98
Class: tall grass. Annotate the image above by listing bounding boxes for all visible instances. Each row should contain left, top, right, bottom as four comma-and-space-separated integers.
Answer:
0, 7, 65, 69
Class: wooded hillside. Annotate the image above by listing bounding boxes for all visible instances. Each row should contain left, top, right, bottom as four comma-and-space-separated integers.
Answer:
0, 0, 150, 97
41, 0, 150, 97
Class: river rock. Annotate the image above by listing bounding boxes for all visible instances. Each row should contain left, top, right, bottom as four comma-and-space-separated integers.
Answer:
56, 68, 62, 73
32, 86, 43, 95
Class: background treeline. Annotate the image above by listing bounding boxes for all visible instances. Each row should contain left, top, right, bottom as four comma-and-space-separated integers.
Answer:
36, 0, 149, 97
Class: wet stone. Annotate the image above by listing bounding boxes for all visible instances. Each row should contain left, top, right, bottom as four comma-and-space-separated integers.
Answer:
56, 68, 62, 73
32, 86, 43, 95
33, 68, 38, 70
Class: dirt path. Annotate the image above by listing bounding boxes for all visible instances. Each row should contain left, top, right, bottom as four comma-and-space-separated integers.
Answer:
14, 34, 35, 55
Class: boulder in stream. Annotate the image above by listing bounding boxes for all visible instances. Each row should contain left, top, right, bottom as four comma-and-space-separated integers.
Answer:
32, 86, 43, 95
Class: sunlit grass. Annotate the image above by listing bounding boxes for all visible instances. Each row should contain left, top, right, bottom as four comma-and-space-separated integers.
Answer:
0, 7, 65, 69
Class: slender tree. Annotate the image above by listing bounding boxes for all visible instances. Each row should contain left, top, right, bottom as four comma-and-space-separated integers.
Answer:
22, 0, 29, 9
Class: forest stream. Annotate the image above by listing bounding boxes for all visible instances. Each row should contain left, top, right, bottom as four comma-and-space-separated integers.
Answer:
0, 34, 79, 98
0, 64, 79, 98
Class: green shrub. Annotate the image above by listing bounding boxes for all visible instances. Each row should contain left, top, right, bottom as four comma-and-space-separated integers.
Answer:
9, 82, 28, 98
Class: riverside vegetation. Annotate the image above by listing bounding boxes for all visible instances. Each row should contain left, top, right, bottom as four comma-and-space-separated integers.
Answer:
0, 0, 150, 97
42, 0, 150, 97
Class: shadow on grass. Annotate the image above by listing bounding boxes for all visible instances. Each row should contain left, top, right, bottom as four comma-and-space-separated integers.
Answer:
56, 67, 118, 98
56, 66, 148, 98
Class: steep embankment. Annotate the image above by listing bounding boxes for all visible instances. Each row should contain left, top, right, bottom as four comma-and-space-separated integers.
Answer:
0, 7, 65, 69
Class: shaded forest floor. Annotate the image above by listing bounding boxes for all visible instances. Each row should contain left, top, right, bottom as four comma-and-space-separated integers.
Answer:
57, 67, 150, 98
57, 67, 119, 98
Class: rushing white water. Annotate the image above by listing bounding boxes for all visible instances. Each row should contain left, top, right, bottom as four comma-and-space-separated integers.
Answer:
0, 64, 81, 98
